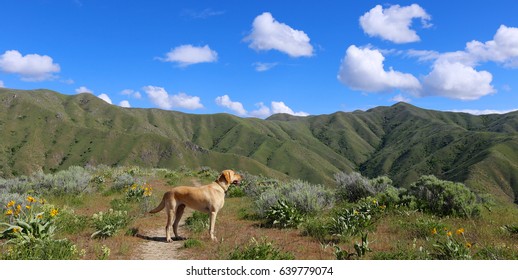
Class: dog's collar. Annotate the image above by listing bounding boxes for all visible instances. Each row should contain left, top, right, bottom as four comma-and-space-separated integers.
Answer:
215, 180, 228, 193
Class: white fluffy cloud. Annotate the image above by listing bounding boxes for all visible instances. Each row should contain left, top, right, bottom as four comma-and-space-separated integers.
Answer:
143, 85, 203, 110
0, 80, 4, 88
162, 45, 218, 67
97, 93, 112, 104
391, 94, 411, 103
337, 45, 421, 93
271, 101, 309, 116
360, 4, 431, 44
245, 12, 313, 57
75, 86, 93, 94
215, 95, 247, 116
250, 102, 272, 118
120, 89, 142, 99
0, 50, 60, 81
465, 25, 518, 67
118, 100, 131, 108
421, 61, 495, 100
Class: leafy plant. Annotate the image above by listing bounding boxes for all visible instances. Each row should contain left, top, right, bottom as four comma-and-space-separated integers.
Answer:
185, 211, 209, 233
124, 183, 152, 201
1, 238, 83, 260
430, 227, 472, 260
91, 209, 131, 238
328, 198, 384, 238
1, 196, 59, 243
228, 237, 294, 260
264, 200, 303, 228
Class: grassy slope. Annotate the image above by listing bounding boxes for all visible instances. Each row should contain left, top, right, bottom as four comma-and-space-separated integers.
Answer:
1, 88, 518, 202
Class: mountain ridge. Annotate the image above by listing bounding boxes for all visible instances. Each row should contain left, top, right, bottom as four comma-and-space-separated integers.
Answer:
1, 88, 517, 203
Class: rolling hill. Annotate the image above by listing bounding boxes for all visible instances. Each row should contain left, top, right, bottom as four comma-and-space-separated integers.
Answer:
1, 88, 517, 203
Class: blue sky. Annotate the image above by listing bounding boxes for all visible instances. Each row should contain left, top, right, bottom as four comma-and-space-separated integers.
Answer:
1, 0, 518, 117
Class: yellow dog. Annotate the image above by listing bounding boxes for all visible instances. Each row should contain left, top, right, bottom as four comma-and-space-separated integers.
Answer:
149, 170, 242, 242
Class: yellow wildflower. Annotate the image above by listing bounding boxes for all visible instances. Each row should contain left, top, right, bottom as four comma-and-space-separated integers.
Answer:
26, 196, 36, 203
466, 242, 472, 248
25, 205, 31, 210
372, 199, 378, 204
40, 198, 46, 205
456, 228, 465, 235
12, 227, 20, 233
447, 231, 453, 237
431, 228, 437, 235
50, 209, 59, 217
5, 209, 13, 216
37, 214, 43, 219
7, 200, 15, 208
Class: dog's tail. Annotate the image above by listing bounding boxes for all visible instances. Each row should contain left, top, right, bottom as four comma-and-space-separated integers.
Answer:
149, 196, 165, 214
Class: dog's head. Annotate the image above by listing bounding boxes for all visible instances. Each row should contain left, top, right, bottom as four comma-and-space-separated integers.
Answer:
219, 169, 242, 185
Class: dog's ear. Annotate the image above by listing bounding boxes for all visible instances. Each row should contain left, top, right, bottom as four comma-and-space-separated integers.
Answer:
222, 170, 232, 184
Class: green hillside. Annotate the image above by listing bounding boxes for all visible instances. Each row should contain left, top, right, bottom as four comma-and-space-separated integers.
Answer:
1, 88, 518, 203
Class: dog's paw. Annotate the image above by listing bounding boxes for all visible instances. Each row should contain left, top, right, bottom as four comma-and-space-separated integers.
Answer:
166, 238, 173, 243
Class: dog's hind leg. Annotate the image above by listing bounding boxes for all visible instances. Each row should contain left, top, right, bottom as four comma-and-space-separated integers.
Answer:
173, 204, 186, 240
165, 205, 176, 243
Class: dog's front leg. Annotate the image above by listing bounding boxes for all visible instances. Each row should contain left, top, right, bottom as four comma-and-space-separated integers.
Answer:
209, 211, 218, 241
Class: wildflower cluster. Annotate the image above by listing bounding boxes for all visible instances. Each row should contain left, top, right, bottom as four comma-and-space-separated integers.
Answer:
1, 196, 58, 243
124, 183, 152, 201
430, 227, 473, 260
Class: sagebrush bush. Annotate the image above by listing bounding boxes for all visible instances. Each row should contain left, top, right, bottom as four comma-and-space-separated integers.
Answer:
334, 172, 375, 202
1, 166, 93, 196
408, 175, 480, 217
112, 173, 137, 191
50, 166, 93, 194
255, 180, 334, 218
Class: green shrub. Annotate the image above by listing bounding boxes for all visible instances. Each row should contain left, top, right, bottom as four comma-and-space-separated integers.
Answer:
164, 171, 180, 186
185, 211, 209, 233
328, 198, 384, 238
1, 238, 83, 260
91, 209, 131, 238
183, 239, 203, 249
301, 216, 329, 242
228, 237, 294, 260
408, 175, 480, 217
54, 207, 89, 234
264, 200, 303, 228
226, 184, 246, 198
